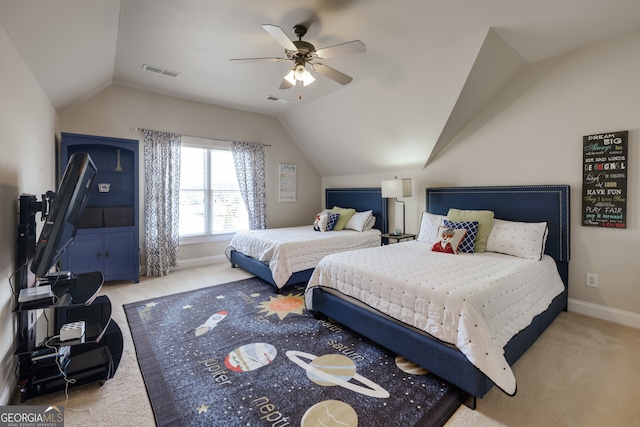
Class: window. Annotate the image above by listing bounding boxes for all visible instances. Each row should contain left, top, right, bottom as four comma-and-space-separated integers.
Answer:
179, 138, 249, 240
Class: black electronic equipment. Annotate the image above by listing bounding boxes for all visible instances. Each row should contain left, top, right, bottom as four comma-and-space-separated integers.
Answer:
30, 152, 96, 281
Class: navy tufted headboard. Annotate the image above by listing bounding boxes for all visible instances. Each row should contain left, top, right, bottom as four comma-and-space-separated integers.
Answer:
426, 185, 570, 296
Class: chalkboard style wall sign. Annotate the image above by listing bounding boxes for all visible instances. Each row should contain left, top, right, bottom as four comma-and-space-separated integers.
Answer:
582, 130, 628, 228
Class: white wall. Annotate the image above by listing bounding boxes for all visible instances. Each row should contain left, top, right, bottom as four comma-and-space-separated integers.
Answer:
59, 85, 322, 267
0, 24, 58, 405
325, 30, 640, 327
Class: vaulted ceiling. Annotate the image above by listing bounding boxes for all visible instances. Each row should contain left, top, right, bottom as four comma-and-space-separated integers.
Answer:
2, 0, 640, 176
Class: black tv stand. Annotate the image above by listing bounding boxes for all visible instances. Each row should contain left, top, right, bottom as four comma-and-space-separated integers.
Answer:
15, 195, 123, 402
36, 270, 74, 285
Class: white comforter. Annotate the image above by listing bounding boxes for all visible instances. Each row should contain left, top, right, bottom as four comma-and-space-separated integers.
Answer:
305, 241, 564, 395
227, 226, 381, 288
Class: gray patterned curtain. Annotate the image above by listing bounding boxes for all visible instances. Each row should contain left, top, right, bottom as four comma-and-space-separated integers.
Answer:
231, 141, 267, 230
142, 129, 181, 276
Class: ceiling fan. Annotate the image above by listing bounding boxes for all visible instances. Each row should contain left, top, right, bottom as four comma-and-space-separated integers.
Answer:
229, 24, 365, 90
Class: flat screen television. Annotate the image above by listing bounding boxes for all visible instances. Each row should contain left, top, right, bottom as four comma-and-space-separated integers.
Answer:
30, 152, 97, 280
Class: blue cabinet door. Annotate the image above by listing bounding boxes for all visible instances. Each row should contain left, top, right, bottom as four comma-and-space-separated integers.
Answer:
63, 231, 104, 274
104, 229, 137, 280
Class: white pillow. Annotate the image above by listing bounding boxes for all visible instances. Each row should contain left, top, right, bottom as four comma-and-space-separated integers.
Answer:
345, 210, 373, 232
363, 215, 376, 231
485, 219, 549, 260
417, 212, 444, 243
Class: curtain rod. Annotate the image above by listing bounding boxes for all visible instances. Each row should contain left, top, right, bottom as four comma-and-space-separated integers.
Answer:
134, 127, 271, 147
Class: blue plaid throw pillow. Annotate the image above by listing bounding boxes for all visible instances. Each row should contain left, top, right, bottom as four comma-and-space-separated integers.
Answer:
443, 220, 478, 253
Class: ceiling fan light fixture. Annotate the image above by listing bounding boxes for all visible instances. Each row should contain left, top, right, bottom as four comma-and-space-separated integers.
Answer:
284, 64, 315, 86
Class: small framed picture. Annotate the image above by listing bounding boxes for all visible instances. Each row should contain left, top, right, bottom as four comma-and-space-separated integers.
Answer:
278, 164, 296, 202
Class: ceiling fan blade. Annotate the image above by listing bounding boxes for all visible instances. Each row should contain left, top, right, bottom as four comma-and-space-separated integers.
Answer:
229, 57, 287, 63
262, 24, 297, 51
279, 78, 293, 90
315, 40, 365, 59
312, 63, 353, 85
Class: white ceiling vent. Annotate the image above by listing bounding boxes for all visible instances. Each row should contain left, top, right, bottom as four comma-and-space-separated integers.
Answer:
266, 96, 290, 104
142, 64, 181, 78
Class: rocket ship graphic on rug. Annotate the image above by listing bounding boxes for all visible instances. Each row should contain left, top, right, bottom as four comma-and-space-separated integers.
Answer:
195, 311, 228, 337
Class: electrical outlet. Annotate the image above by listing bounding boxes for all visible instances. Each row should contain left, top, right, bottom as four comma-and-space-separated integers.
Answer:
586, 273, 598, 288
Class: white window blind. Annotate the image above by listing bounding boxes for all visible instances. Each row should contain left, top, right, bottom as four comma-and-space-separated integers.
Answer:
179, 138, 248, 240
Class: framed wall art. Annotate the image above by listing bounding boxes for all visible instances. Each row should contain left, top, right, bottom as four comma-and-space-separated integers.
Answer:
582, 130, 628, 228
278, 164, 296, 202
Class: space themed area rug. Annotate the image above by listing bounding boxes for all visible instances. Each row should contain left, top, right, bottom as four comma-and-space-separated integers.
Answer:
123, 277, 466, 427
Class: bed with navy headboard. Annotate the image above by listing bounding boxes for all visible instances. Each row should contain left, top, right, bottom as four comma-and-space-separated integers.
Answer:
226, 188, 388, 290
305, 185, 570, 406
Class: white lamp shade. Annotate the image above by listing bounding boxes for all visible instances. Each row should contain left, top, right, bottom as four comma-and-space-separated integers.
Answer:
381, 178, 412, 198
284, 69, 296, 85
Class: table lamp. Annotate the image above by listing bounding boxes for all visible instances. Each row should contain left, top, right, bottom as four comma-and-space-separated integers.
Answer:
381, 178, 412, 234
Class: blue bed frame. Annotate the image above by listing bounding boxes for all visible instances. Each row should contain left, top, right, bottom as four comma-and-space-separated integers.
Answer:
308, 185, 570, 406
228, 187, 388, 290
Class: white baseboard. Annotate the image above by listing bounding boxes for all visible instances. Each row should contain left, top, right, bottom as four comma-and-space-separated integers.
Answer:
568, 298, 640, 329
0, 377, 15, 406
176, 255, 228, 270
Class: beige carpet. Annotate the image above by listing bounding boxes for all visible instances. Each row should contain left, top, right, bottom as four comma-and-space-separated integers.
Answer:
15, 263, 640, 426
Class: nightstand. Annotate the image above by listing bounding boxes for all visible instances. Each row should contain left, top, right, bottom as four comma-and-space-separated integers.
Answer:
381, 233, 417, 245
